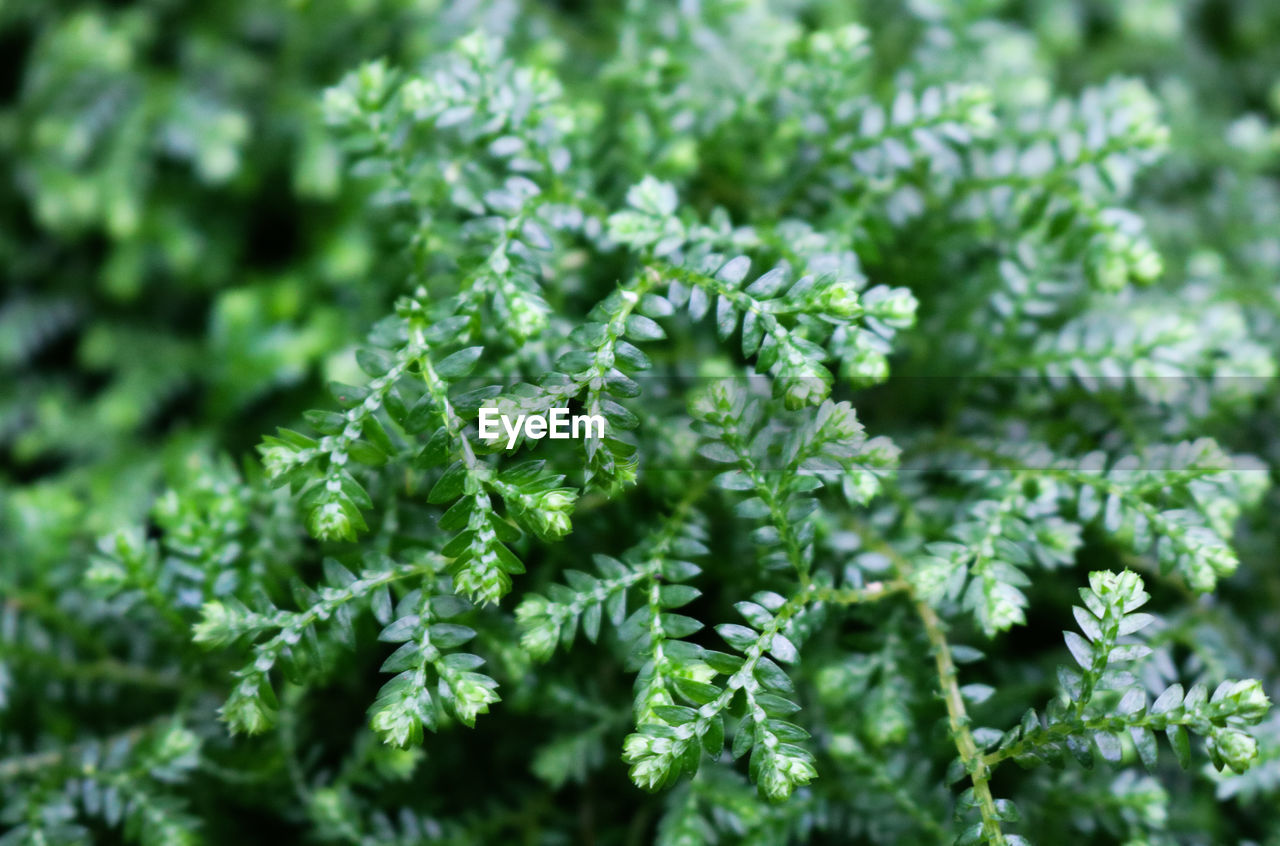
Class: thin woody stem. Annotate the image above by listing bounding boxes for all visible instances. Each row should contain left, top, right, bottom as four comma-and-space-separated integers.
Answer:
854, 519, 1008, 845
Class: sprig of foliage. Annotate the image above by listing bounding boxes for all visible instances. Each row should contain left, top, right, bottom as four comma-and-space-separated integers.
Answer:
193, 554, 443, 735
988, 571, 1269, 776
369, 589, 499, 747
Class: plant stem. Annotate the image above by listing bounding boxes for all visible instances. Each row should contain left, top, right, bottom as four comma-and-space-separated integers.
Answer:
854, 519, 1008, 845
0, 720, 157, 781
914, 593, 1007, 844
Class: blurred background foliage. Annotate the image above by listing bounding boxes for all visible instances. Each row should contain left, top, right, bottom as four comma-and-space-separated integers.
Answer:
3, 0, 1280, 844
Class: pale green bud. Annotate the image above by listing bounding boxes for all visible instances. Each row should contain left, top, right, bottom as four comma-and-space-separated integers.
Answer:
260, 444, 297, 480
193, 601, 236, 646
1225, 679, 1271, 721
449, 673, 499, 726
516, 595, 561, 661
817, 281, 862, 318
222, 678, 276, 735
782, 370, 831, 410
531, 489, 576, 539
1214, 728, 1259, 774
309, 500, 353, 542
321, 86, 361, 126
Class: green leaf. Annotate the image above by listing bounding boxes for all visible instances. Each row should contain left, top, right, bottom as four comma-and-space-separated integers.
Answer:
429, 463, 468, 504
716, 624, 758, 651
768, 633, 798, 664
626, 315, 666, 341
1131, 726, 1158, 772
435, 347, 484, 379
1168, 724, 1191, 769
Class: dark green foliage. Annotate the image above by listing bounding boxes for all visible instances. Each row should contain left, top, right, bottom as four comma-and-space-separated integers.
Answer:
5, 2, 1280, 844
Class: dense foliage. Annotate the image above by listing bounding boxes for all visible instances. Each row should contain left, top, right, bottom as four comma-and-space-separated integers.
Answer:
4, 1, 1280, 843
